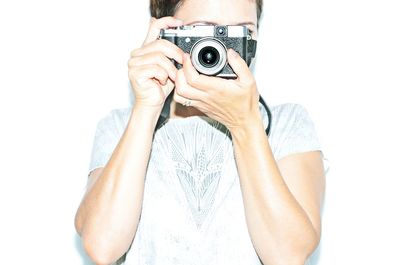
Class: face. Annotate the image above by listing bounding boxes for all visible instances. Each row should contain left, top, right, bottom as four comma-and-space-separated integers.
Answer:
174, 0, 258, 39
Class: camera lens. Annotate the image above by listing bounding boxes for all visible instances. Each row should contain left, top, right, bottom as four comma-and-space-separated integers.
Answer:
190, 38, 227, 76
199, 47, 220, 68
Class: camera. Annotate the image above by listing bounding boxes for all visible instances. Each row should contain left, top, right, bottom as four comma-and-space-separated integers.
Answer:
159, 25, 257, 79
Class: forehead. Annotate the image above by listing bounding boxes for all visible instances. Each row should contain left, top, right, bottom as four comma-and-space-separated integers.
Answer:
175, 0, 257, 25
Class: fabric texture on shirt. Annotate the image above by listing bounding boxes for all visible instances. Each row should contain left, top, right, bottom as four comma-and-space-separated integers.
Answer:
86, 102, 326, 265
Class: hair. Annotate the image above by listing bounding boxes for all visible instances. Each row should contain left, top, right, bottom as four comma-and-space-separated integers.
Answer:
150, 0, 272, 136
150, 0, 263, 28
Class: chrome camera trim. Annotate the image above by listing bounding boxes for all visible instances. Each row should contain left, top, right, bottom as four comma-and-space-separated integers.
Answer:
160, 25, 250, 38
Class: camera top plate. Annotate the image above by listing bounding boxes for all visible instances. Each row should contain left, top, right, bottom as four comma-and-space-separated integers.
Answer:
160, 25, 252, 39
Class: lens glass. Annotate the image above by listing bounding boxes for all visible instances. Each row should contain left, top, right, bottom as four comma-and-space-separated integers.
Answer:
198, 46, 220, 68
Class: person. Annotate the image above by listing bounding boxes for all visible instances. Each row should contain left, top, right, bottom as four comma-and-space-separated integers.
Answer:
74, 0, 327, 264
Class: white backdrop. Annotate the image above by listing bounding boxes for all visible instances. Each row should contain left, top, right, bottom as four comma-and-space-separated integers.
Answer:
1, 0, 399, 264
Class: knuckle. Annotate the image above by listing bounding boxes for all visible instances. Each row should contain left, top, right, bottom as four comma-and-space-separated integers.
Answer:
161, 72, 169, 81
128, 69, 136, 80
154, 51, 165, 60
151, 50, 160, 56
159, 68, 168, 77
130, 48, 140, 57
157, 39, 168, 47
157, 69, 168, 81
153, 40, 166, 53
127, 58, 136, 68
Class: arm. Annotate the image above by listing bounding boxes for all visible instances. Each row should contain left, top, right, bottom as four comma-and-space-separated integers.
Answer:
170, 43, 325, 265
75, 16, 183, 265
229, 113, 326, 265
74, 105, 161, 265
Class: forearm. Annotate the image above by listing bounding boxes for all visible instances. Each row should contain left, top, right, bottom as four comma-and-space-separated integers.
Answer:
230, 113, 318, 265
78, 105, 162, 264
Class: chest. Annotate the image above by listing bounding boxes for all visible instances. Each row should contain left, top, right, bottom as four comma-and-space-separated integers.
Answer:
144, 120, 240, 231
126, 120, 263, 264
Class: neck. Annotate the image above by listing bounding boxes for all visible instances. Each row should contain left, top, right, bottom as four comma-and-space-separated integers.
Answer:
169, 100, 206, 119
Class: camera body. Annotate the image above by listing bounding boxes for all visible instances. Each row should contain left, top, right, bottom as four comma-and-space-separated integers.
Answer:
159, 25, 257, 79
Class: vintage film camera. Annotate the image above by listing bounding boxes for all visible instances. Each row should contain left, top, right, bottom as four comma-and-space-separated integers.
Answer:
159, 25, 257, 78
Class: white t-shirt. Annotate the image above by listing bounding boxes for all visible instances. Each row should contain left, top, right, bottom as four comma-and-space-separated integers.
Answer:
87, 102, 326, 265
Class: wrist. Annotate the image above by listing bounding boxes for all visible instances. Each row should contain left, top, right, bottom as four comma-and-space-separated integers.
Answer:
229, 110, 265, 143
134, 99, 164, 110
130, 104, 163, 128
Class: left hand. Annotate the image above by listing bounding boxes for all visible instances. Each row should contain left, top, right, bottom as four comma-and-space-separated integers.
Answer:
173, 48, 262, 131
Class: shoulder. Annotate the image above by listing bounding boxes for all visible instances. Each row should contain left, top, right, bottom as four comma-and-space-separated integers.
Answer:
270, 102, 309, 118
258, 102, 312, 131
270, 103, 311, 127
268, 102, 317, 139
263, 102, 322, 160
108, 106, 132, 122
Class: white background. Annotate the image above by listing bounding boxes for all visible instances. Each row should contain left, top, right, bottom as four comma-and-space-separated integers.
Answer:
0, 0, 399, 264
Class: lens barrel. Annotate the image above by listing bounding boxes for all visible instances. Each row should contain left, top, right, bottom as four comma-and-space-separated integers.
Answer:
190, 38, 227, 76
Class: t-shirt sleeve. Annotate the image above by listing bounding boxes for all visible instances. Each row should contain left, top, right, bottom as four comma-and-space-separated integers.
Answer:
273, 103, 323, 161
87, 110, 121, 177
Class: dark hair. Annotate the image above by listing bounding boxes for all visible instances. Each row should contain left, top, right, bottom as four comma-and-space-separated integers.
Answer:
150, 0, 263, 28
151, 0, 272, 136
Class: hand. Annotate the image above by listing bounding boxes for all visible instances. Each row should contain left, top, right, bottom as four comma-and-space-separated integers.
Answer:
173, 49, 262, 131
128, 16, 184, 109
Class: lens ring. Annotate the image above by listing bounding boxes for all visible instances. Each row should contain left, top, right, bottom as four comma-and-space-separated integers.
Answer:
190, 38, 227, 76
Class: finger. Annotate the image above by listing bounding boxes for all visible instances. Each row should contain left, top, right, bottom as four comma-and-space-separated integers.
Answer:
132, 39, 184, 65
129, 51, 178, 81
131, 64, 169, 86
160, 78, 175, 97
143, 16, 183, 45
173, 89, 202, 108
182, 53, 226, 91
175, 69, 209, 101
227, 48, 253, 84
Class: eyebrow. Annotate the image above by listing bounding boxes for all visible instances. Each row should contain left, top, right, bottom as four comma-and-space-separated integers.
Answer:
186, 20, 256, 27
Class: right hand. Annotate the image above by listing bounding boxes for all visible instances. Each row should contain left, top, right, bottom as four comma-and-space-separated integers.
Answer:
128, 16, 184, 109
